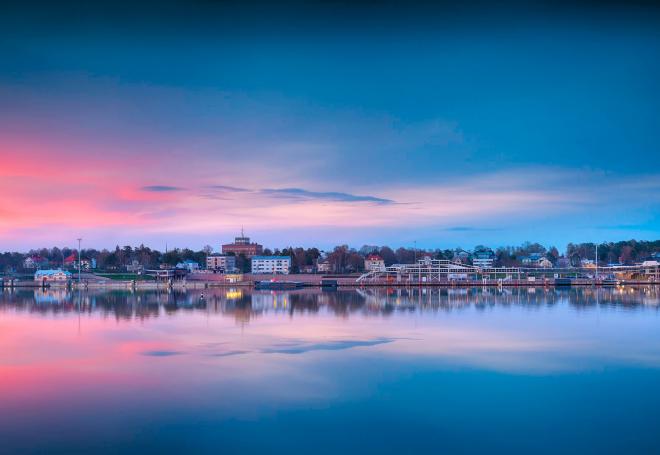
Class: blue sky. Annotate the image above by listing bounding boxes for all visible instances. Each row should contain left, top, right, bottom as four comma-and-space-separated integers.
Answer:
1, 1, 659, 251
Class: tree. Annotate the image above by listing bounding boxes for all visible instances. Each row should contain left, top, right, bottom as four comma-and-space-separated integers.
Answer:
327, 245, 350, 273
620, 245, 634, 264
378, 246, 397, 266
395, 247, 416, 264
235, 254, 250, 273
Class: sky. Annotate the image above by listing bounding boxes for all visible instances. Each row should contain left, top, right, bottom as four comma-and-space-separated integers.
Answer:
1, 0, 660, 251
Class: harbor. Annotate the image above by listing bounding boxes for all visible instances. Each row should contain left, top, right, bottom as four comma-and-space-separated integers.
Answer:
2, 263, 658, 290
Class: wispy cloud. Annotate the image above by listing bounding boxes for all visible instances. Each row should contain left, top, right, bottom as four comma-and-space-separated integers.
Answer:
141, 185, 185, 192
140, 350, 182, 356
207, 185, 249, 192
442, 226, 502, 232
203, 185, 394, 204
259, 188, 394, 204
596, 224, 653, 231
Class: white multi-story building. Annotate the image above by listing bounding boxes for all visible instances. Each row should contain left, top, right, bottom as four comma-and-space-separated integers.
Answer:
472, 250, 495, 268
251, 256, 291, 274
206, 255, 236, 272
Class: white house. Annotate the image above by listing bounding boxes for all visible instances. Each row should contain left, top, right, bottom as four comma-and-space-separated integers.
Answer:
24, 256, 48, 269
175, 260, 200, 272
251, 256, 291, 274
206, 255, 236, 272
126, 260, 144, 274
537, 257, 553, 268
364, 254, 386, 272
34, 269, 72, 282
316, 256, 332, 273
522, 253, 552, 267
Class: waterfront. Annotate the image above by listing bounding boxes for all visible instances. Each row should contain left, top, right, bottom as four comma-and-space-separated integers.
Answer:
1, 286, 660, 453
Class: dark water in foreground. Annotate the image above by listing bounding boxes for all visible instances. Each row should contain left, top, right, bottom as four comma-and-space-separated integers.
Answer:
1, 286, 660, 454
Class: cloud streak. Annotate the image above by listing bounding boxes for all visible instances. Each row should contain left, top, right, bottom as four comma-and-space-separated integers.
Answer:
204, 185, 394, 204
259, 188, 393, 204
141, 185, 185, 192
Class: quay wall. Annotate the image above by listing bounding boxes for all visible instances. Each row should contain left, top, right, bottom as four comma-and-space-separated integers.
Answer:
3, 274, 658, 290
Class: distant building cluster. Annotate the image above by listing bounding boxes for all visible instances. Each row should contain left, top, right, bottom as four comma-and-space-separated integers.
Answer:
5, 233, 659, 283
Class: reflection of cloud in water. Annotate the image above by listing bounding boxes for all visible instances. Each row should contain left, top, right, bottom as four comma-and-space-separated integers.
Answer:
2, 288, 659, 379
260, 337, 396, 354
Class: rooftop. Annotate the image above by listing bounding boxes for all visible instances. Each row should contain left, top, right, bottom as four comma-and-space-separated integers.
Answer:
35, 269, 72, 277
252, 256, 290, 260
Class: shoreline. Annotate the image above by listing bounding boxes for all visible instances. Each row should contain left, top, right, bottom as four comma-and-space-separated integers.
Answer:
2, 280, 658, 290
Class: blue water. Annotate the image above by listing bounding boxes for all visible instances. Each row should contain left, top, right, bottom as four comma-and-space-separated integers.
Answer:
1, 286, 659, 453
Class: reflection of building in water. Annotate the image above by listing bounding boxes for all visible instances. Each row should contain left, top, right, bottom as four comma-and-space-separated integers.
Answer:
225, 289, 243, 300
33, 289, 72, 304
0, 286, 658, 321
250, 291, 290, 311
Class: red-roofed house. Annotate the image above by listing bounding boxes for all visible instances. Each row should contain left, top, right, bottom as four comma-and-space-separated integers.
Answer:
64, 253, 77, 266
364, 254, 386, 272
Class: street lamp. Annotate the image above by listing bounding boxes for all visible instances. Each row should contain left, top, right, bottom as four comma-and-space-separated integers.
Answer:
595, 241, 607, 283
595, 242, 598, 282
77, 238, 82, 284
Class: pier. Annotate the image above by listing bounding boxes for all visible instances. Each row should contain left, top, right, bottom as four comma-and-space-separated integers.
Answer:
356, 258, 660, 286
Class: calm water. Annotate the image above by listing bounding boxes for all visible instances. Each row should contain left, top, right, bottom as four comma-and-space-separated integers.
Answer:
1, 286, 660, 454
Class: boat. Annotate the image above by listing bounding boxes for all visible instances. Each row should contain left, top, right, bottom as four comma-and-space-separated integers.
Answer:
254, 280, 304, 290
554, 278, 572, 286
320, 279, 338, 288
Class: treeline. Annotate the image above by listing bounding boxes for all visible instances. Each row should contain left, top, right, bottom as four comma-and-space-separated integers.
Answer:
566, 240, 660, 266
0, 239, 658, 274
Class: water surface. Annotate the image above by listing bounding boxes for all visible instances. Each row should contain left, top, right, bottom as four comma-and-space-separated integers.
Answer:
1, 286, 659, 453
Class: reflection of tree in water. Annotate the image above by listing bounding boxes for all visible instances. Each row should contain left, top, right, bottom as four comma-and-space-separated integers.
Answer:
0, 286, 657, 321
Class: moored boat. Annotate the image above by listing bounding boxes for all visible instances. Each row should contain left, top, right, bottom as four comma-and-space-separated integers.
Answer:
254, 280, 304, 290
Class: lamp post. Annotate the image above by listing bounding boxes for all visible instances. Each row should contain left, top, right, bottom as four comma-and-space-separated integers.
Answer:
595, 242, 598, 283
77, 238, 82, 284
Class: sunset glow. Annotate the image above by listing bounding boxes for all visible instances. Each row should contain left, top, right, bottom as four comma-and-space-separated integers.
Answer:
2, 2, 659, 249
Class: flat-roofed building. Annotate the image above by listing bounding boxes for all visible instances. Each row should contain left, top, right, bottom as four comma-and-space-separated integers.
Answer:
175, 260, 200, 272
34, 269, 72, 282
473, 249, 495, 268
206, 254, 236, 272
251, 256, 291, 274
222, 229, 263, 257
